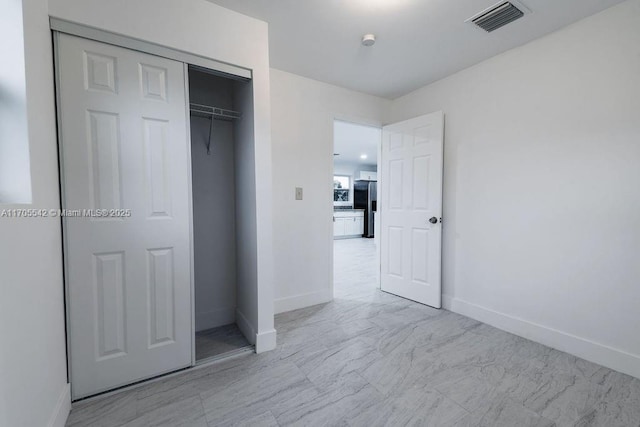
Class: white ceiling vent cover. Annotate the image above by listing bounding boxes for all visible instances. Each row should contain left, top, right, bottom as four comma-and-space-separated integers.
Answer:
466, 1, 531, 33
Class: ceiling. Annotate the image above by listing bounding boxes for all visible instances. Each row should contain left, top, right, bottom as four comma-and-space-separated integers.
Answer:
208, 0, 625, 98
333, 120, 381, 168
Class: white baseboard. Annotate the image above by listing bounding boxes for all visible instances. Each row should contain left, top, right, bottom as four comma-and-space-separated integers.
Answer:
274, 289, 332, 314
235, 308, 256, 346
256, 329, 277, 353
48, 383, 71, 427
235, 309, 277, 353
195, 307, 235, 332
443, 294, 640, 380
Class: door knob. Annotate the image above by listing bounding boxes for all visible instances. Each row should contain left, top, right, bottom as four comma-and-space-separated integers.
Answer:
429, 217, 438, 224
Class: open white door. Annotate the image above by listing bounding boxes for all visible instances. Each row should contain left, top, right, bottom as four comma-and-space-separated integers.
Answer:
57, 34, 192, 399
380, 112, 444, 308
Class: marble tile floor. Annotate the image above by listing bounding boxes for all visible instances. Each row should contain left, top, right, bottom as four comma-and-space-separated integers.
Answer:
196, 323, 252, 362
66, 238, 640, 426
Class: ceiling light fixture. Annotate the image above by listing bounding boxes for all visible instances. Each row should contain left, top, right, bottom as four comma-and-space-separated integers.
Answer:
360, 154, 368, 159
361, 34, 376, 47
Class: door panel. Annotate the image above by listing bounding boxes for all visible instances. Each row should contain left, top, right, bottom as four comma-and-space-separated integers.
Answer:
380, 112, 444, 308
387, 226, 404, 277
143, 118, 172, 218
57, 33, 192, 399
147, 247, 176, 347
94, 251, 126, 360
87, 110, 122, 210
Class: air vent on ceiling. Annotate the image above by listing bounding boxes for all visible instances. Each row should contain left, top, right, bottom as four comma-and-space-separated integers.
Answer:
466, 1, 530, 33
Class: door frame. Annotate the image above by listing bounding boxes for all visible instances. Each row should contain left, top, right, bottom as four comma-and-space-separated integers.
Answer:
52, 22, 264, 400
50, 18, 252, 81
328, 112, 447, 303
182, 65, 197, 367
329, 114, 384, 298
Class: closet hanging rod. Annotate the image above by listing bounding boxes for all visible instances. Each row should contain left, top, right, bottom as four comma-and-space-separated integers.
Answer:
189, 103, 242, 121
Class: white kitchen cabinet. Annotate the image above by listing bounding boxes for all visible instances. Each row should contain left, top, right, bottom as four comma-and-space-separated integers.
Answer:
345, 217, 356, 236
359, 171, 377, 181
333, 216, 346, 236
355, 216, 364, 235
333, 210, 365, 238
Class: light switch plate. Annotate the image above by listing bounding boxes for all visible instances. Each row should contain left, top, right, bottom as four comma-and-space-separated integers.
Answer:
295, 187, 303, 200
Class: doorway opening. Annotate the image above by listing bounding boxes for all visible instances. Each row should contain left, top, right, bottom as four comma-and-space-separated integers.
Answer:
332, 120, 382, 298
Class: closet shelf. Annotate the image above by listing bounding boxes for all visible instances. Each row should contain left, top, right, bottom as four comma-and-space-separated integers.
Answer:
190, 103, 242, 155
190, 103, 242, 121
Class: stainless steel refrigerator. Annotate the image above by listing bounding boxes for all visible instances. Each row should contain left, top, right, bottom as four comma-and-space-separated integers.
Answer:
354, 180, 377, 238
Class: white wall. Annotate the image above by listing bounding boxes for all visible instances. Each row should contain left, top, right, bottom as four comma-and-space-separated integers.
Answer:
270, 69, 390, 313
0, 0, 69, 425
189, 71, 237, 332
390, 0, 640, 378
0, 0, 32, 203
233, 79, 262, 346
49, 0, 276, 351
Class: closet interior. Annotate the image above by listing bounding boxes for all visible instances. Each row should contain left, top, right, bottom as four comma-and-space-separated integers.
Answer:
188, 66, 251, 362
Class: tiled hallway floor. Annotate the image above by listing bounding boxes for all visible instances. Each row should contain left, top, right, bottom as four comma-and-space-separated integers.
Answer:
67, 238, 640, 426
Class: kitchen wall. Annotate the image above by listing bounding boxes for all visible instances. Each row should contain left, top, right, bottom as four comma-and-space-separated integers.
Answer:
334, 162, 377, 207
0, 0, 69, 426
390, 0, 640, 378
270, 68, 390, 313
334, 162, 377, 178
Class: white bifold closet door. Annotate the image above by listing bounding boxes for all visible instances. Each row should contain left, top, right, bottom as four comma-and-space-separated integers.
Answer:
57, 33, 192, 399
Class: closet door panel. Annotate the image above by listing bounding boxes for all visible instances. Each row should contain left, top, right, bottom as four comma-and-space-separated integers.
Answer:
57, 33, 192, 399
